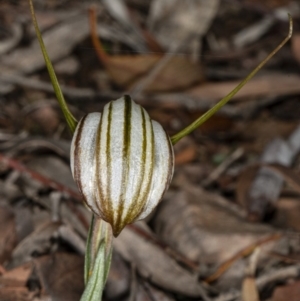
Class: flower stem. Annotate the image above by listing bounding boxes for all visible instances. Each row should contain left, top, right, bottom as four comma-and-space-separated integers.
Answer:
81, 216, 113, 301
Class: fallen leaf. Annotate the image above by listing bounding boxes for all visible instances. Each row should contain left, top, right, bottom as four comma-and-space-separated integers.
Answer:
34, 253, 84, 301
292, 33, 300, 65
25, 102, 60, 135
272, 198, 300, 231
188, 73, 300, 102
102, 52, 202, 93
105, 250, 131, 300
10, 221, 61, 268
0, 262, 34, 301
175, 145, 197, 165
0, 262, 33, 287
114, 224, 205, 297
271, 280, 300, 301
25, 155, 77, 191
205, 233, 281, 283
153, 187, 273, 265
89, 8, 203, 92
174, 136, 198, 165
0, 287, 34, 301
136, 279, 175, 301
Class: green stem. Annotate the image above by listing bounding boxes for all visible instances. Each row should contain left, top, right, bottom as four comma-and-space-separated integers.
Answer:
80, 241, 108, 301
82, 215, 113, 301
28, 0, 78, 133
171, 15, 293, 145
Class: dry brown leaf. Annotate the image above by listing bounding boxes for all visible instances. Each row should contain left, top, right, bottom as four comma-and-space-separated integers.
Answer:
10, 221, 61, 268
153, 187, 273, 266
89, 8, 203, 92
106, 250, 131, 300
175, 145, 197, 165
114, 224, 206, 297
271, 280, 300, 301
236, 165, 260, 209
25, 155, 77, 191
0, 287, 34, 301
135, 279, 175, 301
272, 197, 300, 231
205, 233, 281, 283
0, 262, 34, 301
0, 262, 33, 288
190, 111, 234, 135
34, 253, 84, 301
0, 206, 17, 264
241, 119, 296, 154
291, 33, 300, 64
105, 54, 160, 87
25, 103, 60, 135
188, 73, 300, 102
100, 51, 202, 93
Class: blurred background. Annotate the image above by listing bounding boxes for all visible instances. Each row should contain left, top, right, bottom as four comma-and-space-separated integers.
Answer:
0, 1, 300, 300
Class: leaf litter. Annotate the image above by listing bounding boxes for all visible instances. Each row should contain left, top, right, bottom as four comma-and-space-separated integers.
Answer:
1, 0, 300, 300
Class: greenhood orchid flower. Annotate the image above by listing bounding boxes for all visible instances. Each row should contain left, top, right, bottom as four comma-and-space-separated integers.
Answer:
70, 95, 174, 236
28, 0, 292, 299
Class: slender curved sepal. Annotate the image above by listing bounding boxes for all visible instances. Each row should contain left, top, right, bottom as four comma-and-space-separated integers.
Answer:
28, 0, 78, 133
171, 14, 293, 145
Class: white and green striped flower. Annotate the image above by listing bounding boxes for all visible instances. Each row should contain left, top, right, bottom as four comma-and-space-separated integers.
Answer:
70, 95, 174, 236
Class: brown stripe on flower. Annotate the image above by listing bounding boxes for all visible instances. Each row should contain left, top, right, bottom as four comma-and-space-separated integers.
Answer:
113, 96, 132, 235
95, 110, 106, 218
73, 115, 88, 200
124, 107, 154, 226
105, 102, 114, 224
164, 131, 174, 193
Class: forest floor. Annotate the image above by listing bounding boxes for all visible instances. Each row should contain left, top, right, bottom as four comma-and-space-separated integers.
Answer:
1, 0, 300, 300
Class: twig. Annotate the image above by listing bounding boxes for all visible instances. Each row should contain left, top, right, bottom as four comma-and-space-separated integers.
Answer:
202, 147, 244, 187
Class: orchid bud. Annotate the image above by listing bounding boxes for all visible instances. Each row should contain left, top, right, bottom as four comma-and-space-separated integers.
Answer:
70, 95, 174, 236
